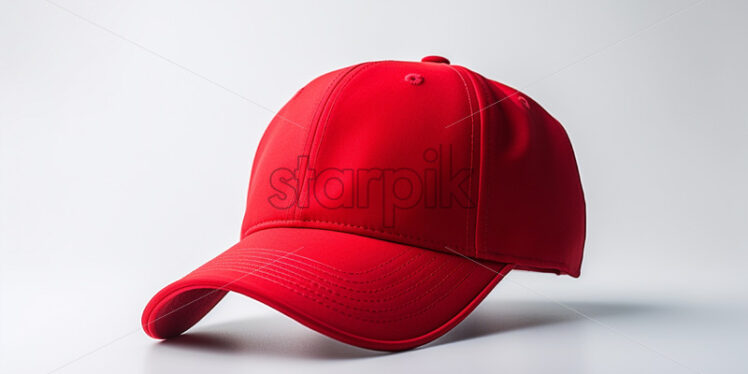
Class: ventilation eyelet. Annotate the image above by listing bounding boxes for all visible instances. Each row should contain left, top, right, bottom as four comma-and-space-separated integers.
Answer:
404, 73, 424, 86
517, 95, 530, 109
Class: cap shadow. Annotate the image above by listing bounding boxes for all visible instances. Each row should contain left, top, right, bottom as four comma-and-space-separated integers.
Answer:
150, 314, 385, 361
148, 299, 670, 361
427, 299, 667, 348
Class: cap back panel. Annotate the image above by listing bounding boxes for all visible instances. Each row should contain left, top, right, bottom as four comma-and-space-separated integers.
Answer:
474, 77, 585, 276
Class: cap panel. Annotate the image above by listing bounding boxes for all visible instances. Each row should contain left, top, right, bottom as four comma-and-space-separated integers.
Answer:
293, 61, 480, 256
241, 67, 354, 237
475, 78, 585, 276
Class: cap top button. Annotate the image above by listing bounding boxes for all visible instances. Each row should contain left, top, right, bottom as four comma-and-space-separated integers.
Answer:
421, 55, 450, 64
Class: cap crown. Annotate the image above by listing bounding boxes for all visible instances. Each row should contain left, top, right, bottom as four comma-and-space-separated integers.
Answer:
240, 59, 585, 276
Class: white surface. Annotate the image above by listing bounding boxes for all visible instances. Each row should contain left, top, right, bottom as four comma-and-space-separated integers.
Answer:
1, 0, 747, 373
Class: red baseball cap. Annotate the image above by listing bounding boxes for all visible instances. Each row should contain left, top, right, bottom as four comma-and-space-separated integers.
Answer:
142, 56, 585, 351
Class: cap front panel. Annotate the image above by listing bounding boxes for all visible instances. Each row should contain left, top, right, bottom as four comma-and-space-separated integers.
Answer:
241, 67, 354, 237
247, 61, 482, 256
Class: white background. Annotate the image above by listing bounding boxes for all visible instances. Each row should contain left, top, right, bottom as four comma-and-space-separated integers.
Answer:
1, 0, 747, 373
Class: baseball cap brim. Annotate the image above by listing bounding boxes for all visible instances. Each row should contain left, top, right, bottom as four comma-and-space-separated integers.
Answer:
142, 227, 511, 351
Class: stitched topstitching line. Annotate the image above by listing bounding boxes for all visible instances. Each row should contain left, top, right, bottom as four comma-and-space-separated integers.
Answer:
240, 221, 575, 271
447, 65, 476, 257
479, 77, 499, 261
186, 260, 475, 321
242, 218, 467, 250
465, 70, 490, 259
190, 254, 455, 304
200, 254, 443, 295
206, 251, 425, 285
224, 246, 410, 275
291, 64, 363, 222
216, 250, 420, 282
287, 71, 334, 223
296, 62, 381, 221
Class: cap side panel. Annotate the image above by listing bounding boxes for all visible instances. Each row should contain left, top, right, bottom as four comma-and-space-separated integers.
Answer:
476, 79, 585, 276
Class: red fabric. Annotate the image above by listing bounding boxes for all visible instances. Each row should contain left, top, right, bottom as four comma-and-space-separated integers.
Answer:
239, 60, 585, 275
142, 57, 585, 350
143, 228, 510, 351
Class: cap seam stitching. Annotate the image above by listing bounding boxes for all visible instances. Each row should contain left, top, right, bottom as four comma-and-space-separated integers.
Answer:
243, 218, 465, 250
463, 70, 491, 260
287, 69, 338, 223
204, 252, 426, 286
241, 219, 574, 273
221, 247, 410, 275
186, 262, 476, 322
190, 255, 457, 305
447, 65, 478, 258
297, 62, 381, 221
292, 64, 364, 222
